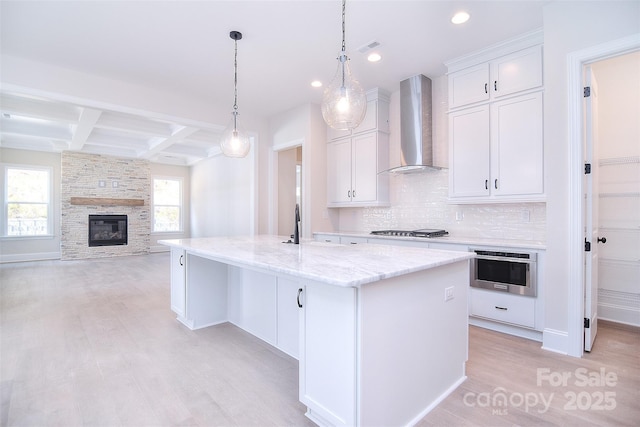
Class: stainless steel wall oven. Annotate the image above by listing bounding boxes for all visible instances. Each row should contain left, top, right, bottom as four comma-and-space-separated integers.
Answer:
470, 249, 537, 297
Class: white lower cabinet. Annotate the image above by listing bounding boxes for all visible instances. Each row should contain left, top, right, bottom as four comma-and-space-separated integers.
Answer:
276, 277, 301, 359
339, 236, 368, 245
170, 247, 186, 317
299, 282, 357, 426
470, 288, 535, 329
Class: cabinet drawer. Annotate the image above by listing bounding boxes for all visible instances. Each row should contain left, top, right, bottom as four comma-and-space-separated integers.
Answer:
470, 288, 535, 328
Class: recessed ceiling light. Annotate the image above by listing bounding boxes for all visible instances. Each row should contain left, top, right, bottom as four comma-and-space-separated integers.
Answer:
451, 11, 470, 25
367, 53, 382, 62
311, 80, 323, 88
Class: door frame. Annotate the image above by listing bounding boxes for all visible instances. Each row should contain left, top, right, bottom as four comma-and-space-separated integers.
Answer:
567, 33, 640, 357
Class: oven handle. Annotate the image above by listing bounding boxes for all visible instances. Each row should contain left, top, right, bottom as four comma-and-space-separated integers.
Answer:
474, 254, 536, 264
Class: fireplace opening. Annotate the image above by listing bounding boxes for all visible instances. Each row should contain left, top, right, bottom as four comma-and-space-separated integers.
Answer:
88, 215, 128, 247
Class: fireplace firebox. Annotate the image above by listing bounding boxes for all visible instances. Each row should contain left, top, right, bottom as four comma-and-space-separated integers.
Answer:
88, 215, 128, 247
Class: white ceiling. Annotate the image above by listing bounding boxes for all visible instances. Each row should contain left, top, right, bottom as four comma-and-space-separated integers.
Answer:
0, 0, 548, 165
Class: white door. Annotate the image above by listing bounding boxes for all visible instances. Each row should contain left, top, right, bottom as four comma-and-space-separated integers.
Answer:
584, 66, 600, 352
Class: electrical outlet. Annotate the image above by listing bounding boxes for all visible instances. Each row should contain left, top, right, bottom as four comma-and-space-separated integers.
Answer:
522, 210, 530, 222
445, 286, 454, 301
455, 211, 464, 221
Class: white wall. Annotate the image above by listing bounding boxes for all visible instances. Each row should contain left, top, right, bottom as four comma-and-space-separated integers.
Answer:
0, 148, 61, 262
190, 148, 256, 238
269, 104, 331, 239
542, 0, 640, 353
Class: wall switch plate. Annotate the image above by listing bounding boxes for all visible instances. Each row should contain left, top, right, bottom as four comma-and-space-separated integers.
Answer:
445, 286, 454, 301
522, 210, 530, 222
98, 180, 106, 188
112, 181, 119, 188
455, 211, 463, 221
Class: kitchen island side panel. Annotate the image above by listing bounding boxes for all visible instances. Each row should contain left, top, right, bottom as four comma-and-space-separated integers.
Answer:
358, 260, 470, 426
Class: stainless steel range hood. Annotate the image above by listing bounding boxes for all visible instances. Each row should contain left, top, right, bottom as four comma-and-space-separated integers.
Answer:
385, 74, 442, 174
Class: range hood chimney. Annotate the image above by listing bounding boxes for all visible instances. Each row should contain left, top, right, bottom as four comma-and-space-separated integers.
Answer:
386, 74, 441, 173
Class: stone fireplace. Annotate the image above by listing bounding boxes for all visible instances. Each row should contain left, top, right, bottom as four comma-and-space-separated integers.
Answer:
61, 152, 150, 260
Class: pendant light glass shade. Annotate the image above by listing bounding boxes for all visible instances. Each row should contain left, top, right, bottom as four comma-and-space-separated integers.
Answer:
322, 52, 367, 130
321, 0, 367, 131
220, 31, 251, 158
220, 111, 250, 158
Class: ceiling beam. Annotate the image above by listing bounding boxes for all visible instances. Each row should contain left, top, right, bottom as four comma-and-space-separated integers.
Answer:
70, 108, 102, 150
142, 126, 199, 159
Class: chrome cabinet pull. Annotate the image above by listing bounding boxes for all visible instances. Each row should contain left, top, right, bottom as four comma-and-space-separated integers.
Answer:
597, 237, 607, 244
494, 80, 498, 91
484, 83, 488, 94
485, 179, 488, 190
494, 179, 498, 189
352, 190, 356, 198
179, 254, 184, 266
297, 288, 303, 308
495, 306, 508, 311
348, 190, 351, 198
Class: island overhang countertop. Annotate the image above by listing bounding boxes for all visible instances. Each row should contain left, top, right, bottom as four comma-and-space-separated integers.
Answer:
159, 235, 474, 287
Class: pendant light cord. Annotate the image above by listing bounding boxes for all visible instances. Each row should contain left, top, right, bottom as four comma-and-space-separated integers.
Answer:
341, 0, 346, 53
233, 38, 239, 112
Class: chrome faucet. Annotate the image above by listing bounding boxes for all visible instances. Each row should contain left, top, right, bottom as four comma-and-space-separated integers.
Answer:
293, 203, 300, 244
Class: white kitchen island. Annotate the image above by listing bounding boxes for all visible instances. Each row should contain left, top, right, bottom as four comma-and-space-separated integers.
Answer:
160, 235, 474, 427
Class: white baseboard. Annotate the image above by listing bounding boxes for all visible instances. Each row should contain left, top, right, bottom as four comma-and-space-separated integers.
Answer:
598, 289, 640, 327
541, 328, 569, 355
0, 251, 61, 263
469, 316, 543, 342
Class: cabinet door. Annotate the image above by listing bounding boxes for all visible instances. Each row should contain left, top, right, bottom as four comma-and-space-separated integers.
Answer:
299, 283, 357, 426
352, 132, 378, 202
170, 247, 186, 317
353, 99, 378, 134
276, 277, 300, 359
491, 92, 544, 196
490, 46, 542, 99
327, 139, 352, 203
449, 105, 491, 198
449, 63, 490, 109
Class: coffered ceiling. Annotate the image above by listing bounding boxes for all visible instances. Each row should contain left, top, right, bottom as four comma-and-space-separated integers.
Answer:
0, 0, 548, 165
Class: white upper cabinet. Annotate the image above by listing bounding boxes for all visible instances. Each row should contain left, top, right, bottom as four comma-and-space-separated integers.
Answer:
449, 105, 491, 198
491, 92, 544, 197
449, 63, 490, 109
448, 45, 543, 110
326, 89, 390, 208
447, 31, 545, 203
326, 89, 390, 140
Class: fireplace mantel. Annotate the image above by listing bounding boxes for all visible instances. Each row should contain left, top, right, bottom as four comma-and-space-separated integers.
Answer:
70, 197, 145, 206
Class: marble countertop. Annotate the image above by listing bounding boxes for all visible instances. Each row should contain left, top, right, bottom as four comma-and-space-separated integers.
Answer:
159, 235, 474, 288
314, 231, 546, 250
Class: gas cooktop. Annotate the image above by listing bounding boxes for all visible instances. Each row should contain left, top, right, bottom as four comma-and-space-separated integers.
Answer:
370, 229, 449, 238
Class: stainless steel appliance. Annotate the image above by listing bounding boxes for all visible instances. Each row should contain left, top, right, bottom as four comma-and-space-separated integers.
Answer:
470, 249, 537, 297
370, 229, 448, 238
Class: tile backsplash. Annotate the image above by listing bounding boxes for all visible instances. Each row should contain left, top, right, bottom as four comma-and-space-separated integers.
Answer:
339, 170, 546, 243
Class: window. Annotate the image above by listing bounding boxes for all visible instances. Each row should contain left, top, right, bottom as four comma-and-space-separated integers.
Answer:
153, 177, 182, 232
3, 166, 51, 236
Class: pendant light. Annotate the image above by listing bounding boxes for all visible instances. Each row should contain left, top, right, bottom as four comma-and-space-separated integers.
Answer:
321, 0, 367, 131
220, 30, 251, 158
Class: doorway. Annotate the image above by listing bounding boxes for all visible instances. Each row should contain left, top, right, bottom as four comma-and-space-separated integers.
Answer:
587, 52, 640, 337
568, 35, 640, 357
277, 146, 302, 237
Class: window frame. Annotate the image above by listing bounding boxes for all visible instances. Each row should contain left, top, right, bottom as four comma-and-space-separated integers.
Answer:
2, 163, 53, 238
151, 176, 184, 234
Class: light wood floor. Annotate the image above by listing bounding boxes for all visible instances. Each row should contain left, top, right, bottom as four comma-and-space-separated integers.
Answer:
1, 253, 638, 426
